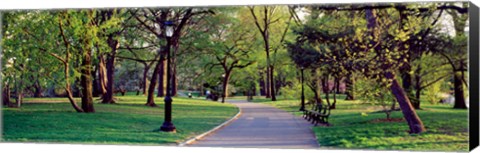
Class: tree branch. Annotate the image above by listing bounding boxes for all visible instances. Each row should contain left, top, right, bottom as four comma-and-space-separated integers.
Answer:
130, 9, 160, 37
248, 6, 266, 34
419, 74, 449, 90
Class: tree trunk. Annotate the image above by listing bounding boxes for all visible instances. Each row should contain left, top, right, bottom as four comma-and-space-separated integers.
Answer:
14, 73, 24, 108
367, 8, 425, 133
142, 63, 150, 95
265, 67, 271, 98
248, 83, 256, 101
264, 27, 271, 99
102, 37, 118, 104
157, 57, 165, 97
385, 72, 425, 133
313, 89, 321, 104
221, 71, 231, 103
57, 15, 83, 112
414, 88, 421, 109
331, 77, 338, 109
401, 66, 419, 109
15, 91, 23, 108
413, 66, 422, 109
64, 52, 83, 112
171, 43, 179, 97
316, 78, 324, 104
335, 77, 340, 94
92, 66, 101, 97
322, 76, 331, 107
146, 52, 162, 107
270, 65, 276, 101
259, 72, 266, 96
199, 84, 204, 96
2, 84, 11, 106
66, 84, 83, 112
33, 80, 43, 97
135, 59, 140, 96
80, 45, 95, 113
98, 55, 108, 96
308, 84, 322, 104
453, 70, 467, 109
345, 73, 355, 100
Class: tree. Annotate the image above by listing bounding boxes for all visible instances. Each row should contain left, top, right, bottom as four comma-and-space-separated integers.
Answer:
409, 31, 452, 109
442, 2, 469, 109
357, 78, 397, 120
199, 8, 257, 103
248, 6, 292, 101
291, 4, 440, 133
363, 6, 426, 133
0, 10, 119, 112
117, 32, 159, 96
310, 3, 468, 111
287, 8, 359, 109
95, 9, 128, 104
2, 11, 81, 111
20, 10, 120, 112
69, 10, 100, 113
133, 8, 214, 106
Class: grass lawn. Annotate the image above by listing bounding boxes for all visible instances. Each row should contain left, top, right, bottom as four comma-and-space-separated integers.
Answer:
251, 95, 469, 152
2, 96, 239, 145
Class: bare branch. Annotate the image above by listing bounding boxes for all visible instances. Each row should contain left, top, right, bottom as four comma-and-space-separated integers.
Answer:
248, 6, 266, 34
130, 9, 160, 37
419, 74, 449, 90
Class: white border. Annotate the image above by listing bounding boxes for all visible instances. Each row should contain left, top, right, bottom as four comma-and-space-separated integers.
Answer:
0, 0, 478, 153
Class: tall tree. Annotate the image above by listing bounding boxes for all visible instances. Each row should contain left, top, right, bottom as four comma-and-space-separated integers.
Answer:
200, 8, 257, 103
95, 9, 128, 104
248, 6, 292, 101
291, 4, 460, 133
443, 2, 469, 109
133, 8, 214, 106
2, 11, 102, 112
364, 6, 426, 133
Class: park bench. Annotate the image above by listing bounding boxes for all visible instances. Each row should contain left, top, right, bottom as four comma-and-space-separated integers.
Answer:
303, 102, 331, 126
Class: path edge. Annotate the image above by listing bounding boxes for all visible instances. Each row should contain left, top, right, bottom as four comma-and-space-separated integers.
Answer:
177, 105, 242, 147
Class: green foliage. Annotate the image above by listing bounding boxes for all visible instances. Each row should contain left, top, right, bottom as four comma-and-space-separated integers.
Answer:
2, 11, 64, 99
411, 52, 450, 104
277, 79, 301, 100
355, 77, 395, 118
177, 7, 263, 94
424, 81, 442, 104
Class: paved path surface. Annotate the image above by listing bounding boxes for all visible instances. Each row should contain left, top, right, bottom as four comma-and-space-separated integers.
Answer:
189, 99, 319, 149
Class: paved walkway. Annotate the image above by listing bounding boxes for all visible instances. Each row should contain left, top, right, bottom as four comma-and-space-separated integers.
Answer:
189, 99, 319, 149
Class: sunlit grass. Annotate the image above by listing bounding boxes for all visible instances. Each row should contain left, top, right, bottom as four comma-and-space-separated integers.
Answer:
2, 96, 239, 145
252, 94, 469, 151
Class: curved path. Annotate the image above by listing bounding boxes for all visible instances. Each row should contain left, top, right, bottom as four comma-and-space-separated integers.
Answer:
189, 99, 319, 149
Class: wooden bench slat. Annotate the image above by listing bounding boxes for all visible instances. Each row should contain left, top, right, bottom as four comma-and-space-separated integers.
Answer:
302, 102, 331, 126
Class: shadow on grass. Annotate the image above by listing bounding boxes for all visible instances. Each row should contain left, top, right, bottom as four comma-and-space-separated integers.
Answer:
2, 96, 239, 145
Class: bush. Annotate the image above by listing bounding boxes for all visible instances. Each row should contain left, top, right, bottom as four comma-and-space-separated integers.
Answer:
425, 81, 442, 104
279, 84, 300, 100
278, 80, 317, 100
355, 78, 396, 119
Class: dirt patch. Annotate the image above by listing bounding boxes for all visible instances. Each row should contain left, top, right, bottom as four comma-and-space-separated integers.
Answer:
370, 118, 405, 123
